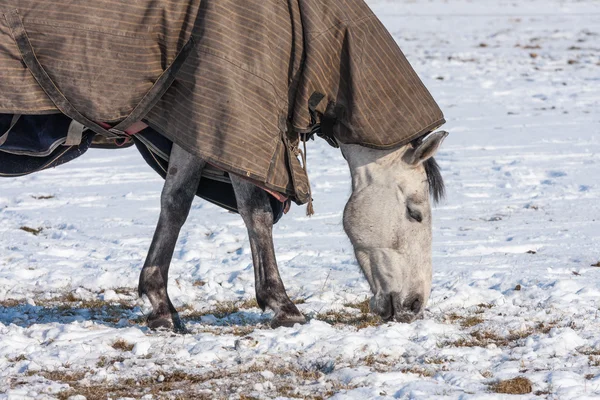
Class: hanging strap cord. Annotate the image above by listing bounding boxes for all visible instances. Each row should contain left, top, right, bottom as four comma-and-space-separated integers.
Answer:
289, 131, 315, 216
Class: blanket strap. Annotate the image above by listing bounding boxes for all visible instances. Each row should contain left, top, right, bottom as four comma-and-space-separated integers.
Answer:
65, 120, 85, 146
4, 10, 196, 141
307, 92, 339, 148
0, 114, 20, 146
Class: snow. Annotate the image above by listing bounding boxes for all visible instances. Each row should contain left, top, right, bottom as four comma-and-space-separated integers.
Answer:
1, 0, 599, 398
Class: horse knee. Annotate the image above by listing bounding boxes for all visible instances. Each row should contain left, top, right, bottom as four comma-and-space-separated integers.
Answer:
238, 205, 274, 233
160, 190, 192, 227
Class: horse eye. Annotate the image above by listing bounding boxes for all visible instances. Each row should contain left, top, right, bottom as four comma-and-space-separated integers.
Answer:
407, 207, 423, 223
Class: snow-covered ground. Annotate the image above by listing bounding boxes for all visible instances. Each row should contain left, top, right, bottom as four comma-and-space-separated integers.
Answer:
1, 0, 599, 398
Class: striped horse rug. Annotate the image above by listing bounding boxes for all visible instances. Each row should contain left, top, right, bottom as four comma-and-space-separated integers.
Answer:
0, 0, 445, 211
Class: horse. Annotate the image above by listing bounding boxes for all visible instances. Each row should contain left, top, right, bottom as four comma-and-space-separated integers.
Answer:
0, 0, 448, 332
137, 131, 447, 332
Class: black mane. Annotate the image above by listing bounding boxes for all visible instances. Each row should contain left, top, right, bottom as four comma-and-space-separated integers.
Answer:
424, 157, 445, 204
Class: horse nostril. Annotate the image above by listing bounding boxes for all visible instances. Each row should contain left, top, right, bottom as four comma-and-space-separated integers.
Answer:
409, 297, 422, 314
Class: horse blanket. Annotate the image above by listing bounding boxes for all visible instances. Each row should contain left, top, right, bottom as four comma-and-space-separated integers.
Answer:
0, 0, 445, 205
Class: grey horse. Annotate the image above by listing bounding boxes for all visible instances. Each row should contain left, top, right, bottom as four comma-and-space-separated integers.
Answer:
137, 131, 448, 332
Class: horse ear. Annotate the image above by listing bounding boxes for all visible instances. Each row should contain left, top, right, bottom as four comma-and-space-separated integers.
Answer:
404, 131, 448, 165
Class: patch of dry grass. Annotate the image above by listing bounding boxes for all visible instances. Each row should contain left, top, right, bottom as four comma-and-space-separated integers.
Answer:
37, 295, 137, 325
8, 354, 27, 362
445, 312, 484, 327
184, 298, 262, 321
400, 366, 436, 377
238, 298, 259, 309
423, 356, 453, 365
481, 370, 494, 379
46, 361, 356, 400
190, 302, 239, 319
314, 299, 381, 329
489, 377, 532, 394
343, 299, 370, 314
316, 308, 382, 330
40, 370, 87, 383
578, 347, 600, 356
449, 329, 531, 348
588, 356, 600, 367
461, 316, 484, 327
113, 287, 136, 296
270, 364, 322, 381
359, 352, 445, 376
35, 292, 135, 310
111, 339, 134, 352
445, 321, 559, 348
195, 325, 258, 337
0, 291, 138, 326
19, 226, 43, 235
0, 299, 22, 308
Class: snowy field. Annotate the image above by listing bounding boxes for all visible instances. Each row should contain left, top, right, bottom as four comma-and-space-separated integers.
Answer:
1, 0, 599, 398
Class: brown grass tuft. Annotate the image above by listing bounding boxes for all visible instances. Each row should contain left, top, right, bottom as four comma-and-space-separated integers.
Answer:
8, 354, 27, 362
96, 356, 109, 368
481, 370, 494, 379
447, 320, 560, 349
589, 356, 600, 367
62, 292, 78, 302
185, 298, 264, 321
316, 308, 382, 329
578, 347, 600, 356
44, 361, 356, 400
344, 299, 370, 314
462, 316, 484, 327
40, 370, 87, 383
195, 325, 257, 337
113, 287, 135, 296
489, 377, 532, 394
19, 226, 43, 236
444, 312, 484, 327
239, 298, 259, 309
400, 366, 435, 377
0, 299, 22, 308
111, 339, 134, 352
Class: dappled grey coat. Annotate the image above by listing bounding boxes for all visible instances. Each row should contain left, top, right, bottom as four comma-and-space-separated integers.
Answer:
0, 0, 445, 204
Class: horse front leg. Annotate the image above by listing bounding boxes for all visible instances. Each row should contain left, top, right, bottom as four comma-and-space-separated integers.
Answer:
138, 144, 205, 333
230, 176, 306, 328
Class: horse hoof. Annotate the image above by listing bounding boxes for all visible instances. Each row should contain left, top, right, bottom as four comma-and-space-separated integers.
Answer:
172, 317, 190, 335
270, 313, 307, 329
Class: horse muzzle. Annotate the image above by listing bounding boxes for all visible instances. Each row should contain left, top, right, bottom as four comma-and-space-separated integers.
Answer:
370, 292, 423, 323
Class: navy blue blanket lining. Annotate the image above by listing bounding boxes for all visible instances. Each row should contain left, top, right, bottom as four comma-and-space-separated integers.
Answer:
0, 114, 284, 223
